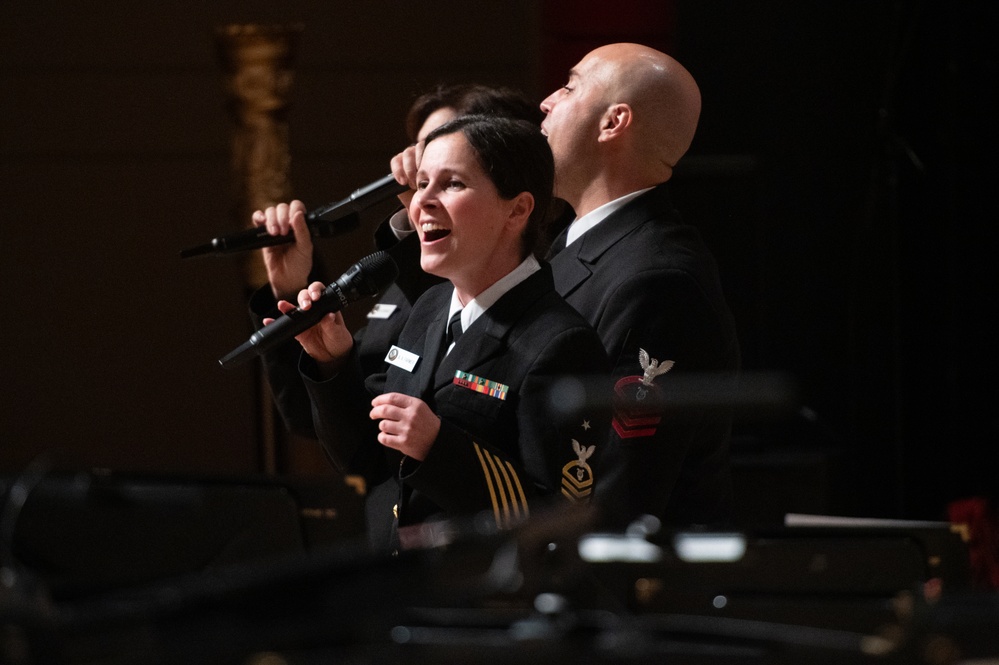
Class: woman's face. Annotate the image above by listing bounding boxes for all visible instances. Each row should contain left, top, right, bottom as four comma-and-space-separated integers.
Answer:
410, 132, 529, 302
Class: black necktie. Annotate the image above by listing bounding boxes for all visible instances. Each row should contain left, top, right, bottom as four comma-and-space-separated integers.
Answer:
446, 310, 463, 351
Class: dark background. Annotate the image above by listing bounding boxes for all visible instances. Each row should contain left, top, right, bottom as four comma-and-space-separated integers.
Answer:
2, 1, 996, 524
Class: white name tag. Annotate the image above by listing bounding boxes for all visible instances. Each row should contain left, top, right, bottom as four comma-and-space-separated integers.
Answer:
385, 345, 419, 372
367, 303, 398, 320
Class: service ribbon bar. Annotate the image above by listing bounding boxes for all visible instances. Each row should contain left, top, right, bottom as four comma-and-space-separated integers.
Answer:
454, 370, 509, 401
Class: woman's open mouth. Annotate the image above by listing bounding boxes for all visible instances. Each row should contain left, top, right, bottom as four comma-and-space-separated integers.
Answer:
421, 222, 452, 242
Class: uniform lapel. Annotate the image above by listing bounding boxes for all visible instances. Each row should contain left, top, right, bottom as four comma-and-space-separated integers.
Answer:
546, 226, 568, 258
550, 241, 592, 297
550, 184, 671, 298
434, 325, 503, 391
412, 297, 449, 398
432, 267, 552, 392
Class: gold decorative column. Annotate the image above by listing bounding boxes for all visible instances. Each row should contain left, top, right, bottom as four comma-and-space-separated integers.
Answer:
215, 23, 303, 474
215, 23, 303, 288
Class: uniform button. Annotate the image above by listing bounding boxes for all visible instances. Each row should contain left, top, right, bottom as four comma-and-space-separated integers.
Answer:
393, 504, 399, 519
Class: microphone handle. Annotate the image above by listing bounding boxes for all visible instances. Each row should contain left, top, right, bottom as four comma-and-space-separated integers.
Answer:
307, 174, 408, 221
218, 282, 346, 369
182, 174, 408, 259
179, 214, 362, 258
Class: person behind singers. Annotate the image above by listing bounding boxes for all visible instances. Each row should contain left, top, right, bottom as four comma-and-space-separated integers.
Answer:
278, 115, 610, 550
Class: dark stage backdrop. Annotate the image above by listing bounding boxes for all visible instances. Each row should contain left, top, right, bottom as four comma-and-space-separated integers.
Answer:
1, 1, 995, 522
673, 1, 999, 520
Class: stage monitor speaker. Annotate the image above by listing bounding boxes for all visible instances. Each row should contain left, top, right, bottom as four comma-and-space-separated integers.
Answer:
0, 470, 365, 601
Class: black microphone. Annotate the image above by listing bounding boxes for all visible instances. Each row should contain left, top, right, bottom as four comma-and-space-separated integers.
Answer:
181, 174, 408, 258
218, 251, 399, 369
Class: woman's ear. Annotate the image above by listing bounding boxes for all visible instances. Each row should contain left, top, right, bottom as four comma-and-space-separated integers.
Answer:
507, 192, 535, 231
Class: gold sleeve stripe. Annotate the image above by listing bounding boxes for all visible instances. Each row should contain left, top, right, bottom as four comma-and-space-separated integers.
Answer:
492, 457, 522, 523
482, 449, 512, 524
474, 443, 503, 526
503, 459, 530, 521
473, 443, 529, 528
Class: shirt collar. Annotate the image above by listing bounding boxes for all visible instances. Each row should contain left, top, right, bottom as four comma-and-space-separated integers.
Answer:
448, 254, 541, 333
565, 187, 654, 247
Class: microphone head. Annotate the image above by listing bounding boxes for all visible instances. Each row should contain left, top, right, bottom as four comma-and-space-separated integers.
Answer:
342, 250, 400, 299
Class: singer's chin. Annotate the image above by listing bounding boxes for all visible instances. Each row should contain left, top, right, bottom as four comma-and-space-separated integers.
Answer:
418, 253, 449, 281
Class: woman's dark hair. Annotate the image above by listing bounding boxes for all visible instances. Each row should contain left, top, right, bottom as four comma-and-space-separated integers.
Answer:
423, 114, 554, 259
405, 83, 543, 142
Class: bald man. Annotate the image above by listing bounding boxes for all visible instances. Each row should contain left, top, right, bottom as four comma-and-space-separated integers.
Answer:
540, 43, 740, 528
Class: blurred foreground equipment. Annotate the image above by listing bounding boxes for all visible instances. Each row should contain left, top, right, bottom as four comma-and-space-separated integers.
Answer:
1, 470, 993, 665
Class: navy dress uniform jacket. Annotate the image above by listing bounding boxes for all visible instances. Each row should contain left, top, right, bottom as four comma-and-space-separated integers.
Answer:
302, 263, 611, 550
548, 182, 741, 527
355, 227, 445, 392
249, 226, 443, 438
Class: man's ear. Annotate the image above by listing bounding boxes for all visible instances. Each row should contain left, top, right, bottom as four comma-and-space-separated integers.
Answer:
507, 191, 535, 231
598, 103, 632, 142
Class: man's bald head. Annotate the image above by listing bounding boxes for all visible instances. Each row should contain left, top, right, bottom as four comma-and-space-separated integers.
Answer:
539, 43, 701, 212
588, 43, 701, 176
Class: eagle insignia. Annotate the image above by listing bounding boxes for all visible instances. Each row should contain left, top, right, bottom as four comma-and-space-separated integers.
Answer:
639, 348, 674, 386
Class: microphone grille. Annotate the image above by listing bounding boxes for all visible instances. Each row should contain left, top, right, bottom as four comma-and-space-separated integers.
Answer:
357, 250, 400, 293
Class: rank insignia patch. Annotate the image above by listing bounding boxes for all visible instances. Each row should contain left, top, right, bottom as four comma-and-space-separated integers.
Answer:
612, 349, 674, 439
562, 438, 595, 502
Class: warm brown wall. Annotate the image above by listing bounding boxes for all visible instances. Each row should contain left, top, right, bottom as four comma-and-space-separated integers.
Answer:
0, 2, 543, 476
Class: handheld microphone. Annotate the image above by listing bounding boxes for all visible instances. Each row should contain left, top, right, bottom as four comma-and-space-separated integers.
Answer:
218, 251, 399, 369
181, 174, 408, 258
